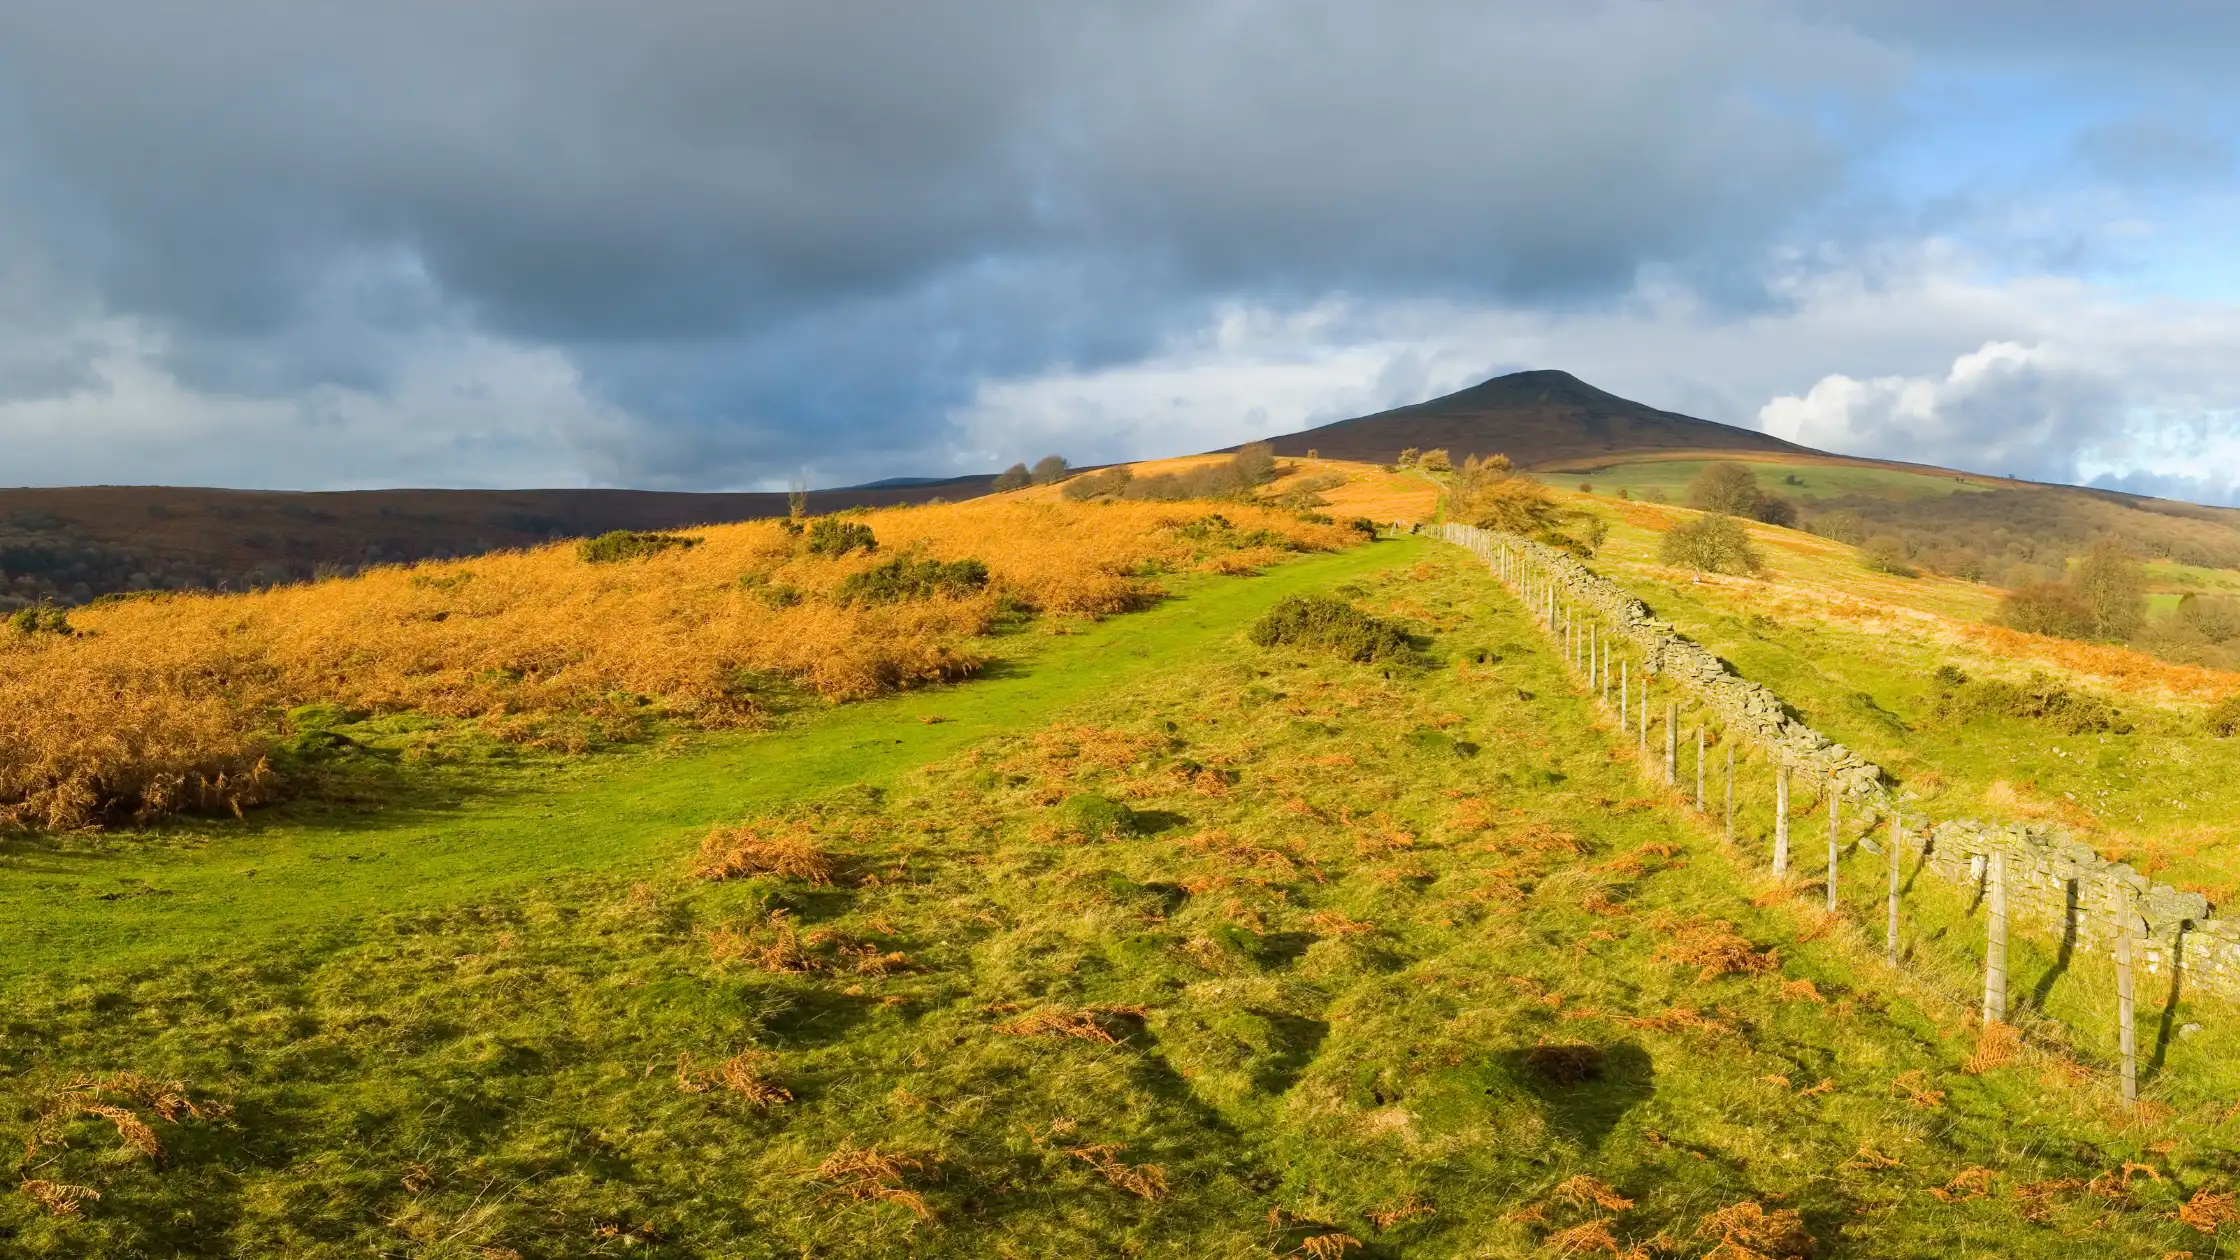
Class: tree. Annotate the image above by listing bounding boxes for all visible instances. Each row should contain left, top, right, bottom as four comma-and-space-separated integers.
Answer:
2071, 538, 2146, 639
1031, 455, 1070, 485
1418, 448, 1452, 473
1862, 536, 1917, 577
1687, 460, 1798, 526
1448, 455, 1562, 533
1686, 462, 1763, 516
992, 462, 1032, 492
1660, 514, 1762, 575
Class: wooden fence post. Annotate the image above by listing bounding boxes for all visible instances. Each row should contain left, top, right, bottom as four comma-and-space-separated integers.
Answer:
1984, 849, 2008, 1024
2115, 882, 2138, 1108
1695, 727, 1705, 809
1826, 783, 1840, 912
1886, 814, 1902, 963
1725, 744, 1735, 843
1773, 767, 1790, 876
1664, 700, 1677, 786
1620, 662, 1629, 734
1639, 684, 1649, 758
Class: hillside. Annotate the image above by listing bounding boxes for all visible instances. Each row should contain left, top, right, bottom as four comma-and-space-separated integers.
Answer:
7, 534, 2234, 1256
0, 476, 998, 609
1258, 369, 1811, 467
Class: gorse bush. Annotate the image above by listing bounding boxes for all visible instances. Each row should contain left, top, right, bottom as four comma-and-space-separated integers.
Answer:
833, 556, 991, 606
806, 517, 877, 556
1660, 514, 1763, 575
1932, 669, 2128, 735
2208, 694, 2240, 738
7, 605, 70, 636
1248, 593, 1418, 665
577, 530, 701, 564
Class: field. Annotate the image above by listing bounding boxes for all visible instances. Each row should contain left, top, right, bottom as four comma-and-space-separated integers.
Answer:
11, 471, 2240, 1257
1557, 488, 2240, 895
11, 538, 2240, 1257
1536, 455, 1998, 504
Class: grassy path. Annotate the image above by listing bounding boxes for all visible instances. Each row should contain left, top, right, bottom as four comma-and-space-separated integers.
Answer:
0, 539, 1422, 979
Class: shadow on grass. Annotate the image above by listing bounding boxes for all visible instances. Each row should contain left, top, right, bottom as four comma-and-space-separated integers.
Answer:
1500, 1041, 1656, 1152
2027, 878, 2079, 1011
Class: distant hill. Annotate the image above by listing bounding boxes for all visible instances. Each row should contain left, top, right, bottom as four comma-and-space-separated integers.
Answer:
0, 475, 996, 608
1258, 369, 1811, 467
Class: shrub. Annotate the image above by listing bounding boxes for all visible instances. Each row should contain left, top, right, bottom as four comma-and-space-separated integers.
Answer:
2208, 695, 2240, 738
7, 605, 71, 636
993, 462, 1032, 492
2179, 594, 2240, 644
1248, 594, 1418, 665
1417, 448, 1452, 473
806, 517, 877, 556
834, 556, 990, 606
1660, 515, 1762, 574
1031, 455, 1071, 485
1862, 536, 1917, 577
578, 530, 701, 563
1997, 581, 2093, 639
1062, 467, 1134, 501
1935, 670, 2127, 734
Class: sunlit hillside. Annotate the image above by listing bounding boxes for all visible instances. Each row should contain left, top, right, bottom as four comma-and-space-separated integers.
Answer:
1557, 483, 2240, 894
0, 497, 1359, 830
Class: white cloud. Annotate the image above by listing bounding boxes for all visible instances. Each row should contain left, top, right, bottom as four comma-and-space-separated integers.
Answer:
953, 245, 2240, 505
0, 318, 641, 489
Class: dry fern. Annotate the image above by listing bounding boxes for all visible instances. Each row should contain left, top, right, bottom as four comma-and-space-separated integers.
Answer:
806, 1141, 931, 1219
1067, 1144, 1168, 1200
694, 821, 839, 884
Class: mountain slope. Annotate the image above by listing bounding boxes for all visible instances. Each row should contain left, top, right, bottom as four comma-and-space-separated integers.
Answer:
0, 475, 997, 607
1260, 369, 1811, 467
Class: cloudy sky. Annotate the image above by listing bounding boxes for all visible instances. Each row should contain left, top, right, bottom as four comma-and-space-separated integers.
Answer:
3, 2, 2239, 501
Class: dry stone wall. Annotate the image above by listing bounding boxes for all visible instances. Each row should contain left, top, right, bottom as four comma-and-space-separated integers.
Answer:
1420, 520, 2240, 996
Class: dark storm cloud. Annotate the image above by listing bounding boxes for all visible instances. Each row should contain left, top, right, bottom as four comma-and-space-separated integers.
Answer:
0, 1, 1897, 485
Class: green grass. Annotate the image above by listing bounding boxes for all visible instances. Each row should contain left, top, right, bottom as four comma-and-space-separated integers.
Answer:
1572, 510, 2240, 896
1542, 458, 1992, 504
0, 545, 1415, 980
5, 542, 2239, 1257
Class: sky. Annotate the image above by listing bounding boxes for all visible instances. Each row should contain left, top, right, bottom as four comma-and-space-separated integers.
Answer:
2, 2, 2239, 502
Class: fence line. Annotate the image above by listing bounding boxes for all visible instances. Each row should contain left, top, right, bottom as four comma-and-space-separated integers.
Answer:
1411, 520, 2231, 1101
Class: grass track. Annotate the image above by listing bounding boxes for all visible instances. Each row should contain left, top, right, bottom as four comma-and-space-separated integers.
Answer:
0, 540, 1420, 979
